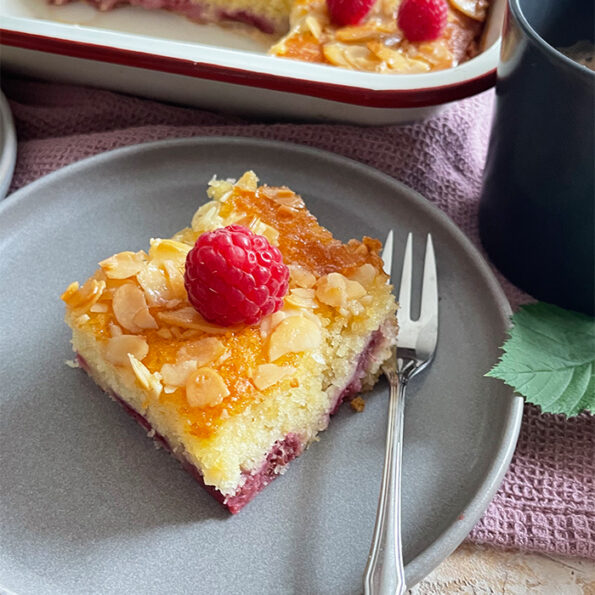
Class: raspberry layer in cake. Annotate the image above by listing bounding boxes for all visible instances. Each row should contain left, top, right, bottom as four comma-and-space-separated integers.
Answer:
62, 171, 397, 513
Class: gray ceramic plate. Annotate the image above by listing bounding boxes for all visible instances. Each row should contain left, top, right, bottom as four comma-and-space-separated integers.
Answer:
0, 138, 523, 595
0, 91, 17, 200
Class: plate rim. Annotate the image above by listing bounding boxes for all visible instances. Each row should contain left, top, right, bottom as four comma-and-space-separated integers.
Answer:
0, 136, 524, 589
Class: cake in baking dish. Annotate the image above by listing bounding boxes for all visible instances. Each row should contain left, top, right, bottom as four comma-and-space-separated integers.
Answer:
49, 0, 488, 72
62, 171, 397, 513
49, 0, 293, 35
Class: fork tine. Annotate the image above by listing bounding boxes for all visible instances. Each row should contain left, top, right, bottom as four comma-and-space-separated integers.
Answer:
420, 234, 438, 324
381, 229, 394, 277
397, 233, 413, 320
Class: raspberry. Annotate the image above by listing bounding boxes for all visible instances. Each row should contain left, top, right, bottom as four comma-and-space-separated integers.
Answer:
397, 0, 448, 42
184, 225, 290, 327
327, 0, 375, 26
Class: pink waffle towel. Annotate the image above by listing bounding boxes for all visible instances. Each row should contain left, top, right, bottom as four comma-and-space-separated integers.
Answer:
3, 77, 593, 560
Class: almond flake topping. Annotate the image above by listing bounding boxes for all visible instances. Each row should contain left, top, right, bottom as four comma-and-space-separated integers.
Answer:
157, 307, 240, 334
235, 170, 259, 191
348, 263, 378, 288
112, 283, 158, 333
137, 263, 172, 306
160, 337, 226, 389
99, 251, 146, 279
148, 238, 192, 265
268, 315, 322, 362
128, 354, 162, 398
289, 265, 317, 289
285, 288, 317, 309
315, 272, 366, 309
161, 360, 199, 388
105, 335, 149, 366
61, 278, 106, 313
252, 364, 296, 391
186, 367, 230, 408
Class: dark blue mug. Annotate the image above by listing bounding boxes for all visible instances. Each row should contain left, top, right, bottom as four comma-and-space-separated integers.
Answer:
479, 0, 594, 315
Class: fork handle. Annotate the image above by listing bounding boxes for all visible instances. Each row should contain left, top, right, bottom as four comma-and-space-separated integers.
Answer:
363, 372, 407, 595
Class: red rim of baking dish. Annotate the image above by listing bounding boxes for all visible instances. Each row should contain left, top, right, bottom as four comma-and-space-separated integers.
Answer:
0, 29, 497, 109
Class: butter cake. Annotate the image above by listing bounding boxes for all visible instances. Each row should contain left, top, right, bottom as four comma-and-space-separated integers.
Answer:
62, 171, 397, 513
49, 0, 488, 72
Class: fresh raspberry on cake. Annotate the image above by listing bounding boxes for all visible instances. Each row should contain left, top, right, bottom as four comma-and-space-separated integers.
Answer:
397, 0, 448, 42
184, 225, 289, 326
61, 170, 398, 514
326, 0, 375, 26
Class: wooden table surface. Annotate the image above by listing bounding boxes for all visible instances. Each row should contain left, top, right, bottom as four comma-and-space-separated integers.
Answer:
412, 544, 595, 594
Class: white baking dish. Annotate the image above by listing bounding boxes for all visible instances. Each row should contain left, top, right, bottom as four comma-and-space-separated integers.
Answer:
0, 0, 503, 123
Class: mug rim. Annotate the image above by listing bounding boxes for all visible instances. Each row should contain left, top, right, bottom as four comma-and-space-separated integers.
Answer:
509, 0, 595, 77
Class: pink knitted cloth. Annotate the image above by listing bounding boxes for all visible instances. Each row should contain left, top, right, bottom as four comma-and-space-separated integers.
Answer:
3, 77, 593, 559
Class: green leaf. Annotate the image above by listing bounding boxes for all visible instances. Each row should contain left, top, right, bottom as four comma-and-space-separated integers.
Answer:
487, 303, 595, 416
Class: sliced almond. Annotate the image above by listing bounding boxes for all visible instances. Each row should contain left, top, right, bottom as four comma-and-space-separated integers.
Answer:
285, 288, 317, 309
156, 328, 173, 340
345, 279, 367, 300
61, 278, 106, 312
289, 265, 317, 289
99, 251, 146, 279
252, 220, 279, 246
162, 261, 187, 300
304, 15, 322, 40
137, 263, 171, 306
449, 0, 488, 20
323, 42, 378, 71
252, 364, 295, 390
235, 170, 259, 191
186, 367, 230, 408
315, 272, 348, 308
348, 263, 378, 288
89, 303, 108, 313
160, 360, 198, 388
112, 284, 157, 333
157, 307, 239, 334
268, 315, 322, 362
179, 337, 225, 366
367, 41, 431, 73
191, 201, 224, 234
259, 310, 288, 338
335, 22, 394, 43
105, 335, 149, 366
148, 238, 192, 265
231, 214, 279, 246
206, 177, 234, 201
128, 354, 162, 398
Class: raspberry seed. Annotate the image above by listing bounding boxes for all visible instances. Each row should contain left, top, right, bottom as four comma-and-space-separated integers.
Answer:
184, 225, 290, 327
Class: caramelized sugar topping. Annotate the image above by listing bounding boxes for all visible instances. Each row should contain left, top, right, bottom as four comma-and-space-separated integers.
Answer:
228, 185, 384, 277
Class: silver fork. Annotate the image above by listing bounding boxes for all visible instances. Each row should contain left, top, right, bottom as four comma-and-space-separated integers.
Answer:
363, 231, 439, 595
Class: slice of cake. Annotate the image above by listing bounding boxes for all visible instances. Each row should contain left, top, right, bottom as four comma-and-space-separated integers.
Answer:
62, 171, 397, 513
